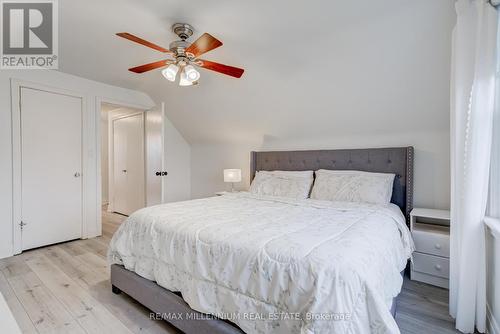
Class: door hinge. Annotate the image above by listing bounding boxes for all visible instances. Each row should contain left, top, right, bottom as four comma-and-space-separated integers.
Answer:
19, 221, 27, 230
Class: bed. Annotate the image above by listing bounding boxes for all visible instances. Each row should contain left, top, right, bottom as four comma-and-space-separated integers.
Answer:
108, 147, 414, 334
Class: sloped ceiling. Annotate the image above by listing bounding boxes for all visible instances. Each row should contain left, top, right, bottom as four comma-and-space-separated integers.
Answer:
60, 0, 456, 144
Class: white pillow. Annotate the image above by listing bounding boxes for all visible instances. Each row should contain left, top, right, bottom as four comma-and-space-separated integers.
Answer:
310, 170, 395, 205
249, 170, 313, 199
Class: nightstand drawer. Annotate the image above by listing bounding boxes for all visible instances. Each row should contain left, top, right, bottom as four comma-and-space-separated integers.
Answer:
412, 228, 450, 257
412, 252, 450, 279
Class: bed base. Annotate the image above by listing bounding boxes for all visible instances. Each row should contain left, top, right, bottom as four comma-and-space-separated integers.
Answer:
111, 264, 244, 334
111, 264, 399, 333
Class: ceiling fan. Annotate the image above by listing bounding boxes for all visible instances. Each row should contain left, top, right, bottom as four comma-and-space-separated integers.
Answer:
116, 23, 244, 86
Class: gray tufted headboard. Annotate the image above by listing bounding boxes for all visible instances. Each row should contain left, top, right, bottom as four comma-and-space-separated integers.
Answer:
250, 147, 414, 224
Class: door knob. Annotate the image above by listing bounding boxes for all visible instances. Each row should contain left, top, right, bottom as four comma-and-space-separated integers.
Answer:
74, 172, 81, 177
122, 169, 127, 173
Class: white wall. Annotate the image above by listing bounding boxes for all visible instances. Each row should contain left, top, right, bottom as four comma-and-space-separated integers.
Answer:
486, 88, 500, 332
0, 70, 190, 259
190, 1, 455, 211
486, 230, 500, 334
163, 116, 191, 203
191, 131, 450, 210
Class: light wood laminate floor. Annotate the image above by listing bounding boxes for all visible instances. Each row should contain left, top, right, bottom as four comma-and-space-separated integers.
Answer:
0, 210, 461, 334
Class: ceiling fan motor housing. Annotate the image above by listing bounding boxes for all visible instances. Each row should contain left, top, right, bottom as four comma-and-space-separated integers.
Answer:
169, 40, 190, 57
172, 23, 194, 40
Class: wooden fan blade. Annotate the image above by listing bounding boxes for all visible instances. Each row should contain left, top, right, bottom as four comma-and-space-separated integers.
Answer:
185, 33, 222, 58
197, 59, 244, 78
129, 60, 171, 73
116, 32, 172, 53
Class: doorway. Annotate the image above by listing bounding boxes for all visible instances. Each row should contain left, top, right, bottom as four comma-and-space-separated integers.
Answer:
101, 103, 146, 216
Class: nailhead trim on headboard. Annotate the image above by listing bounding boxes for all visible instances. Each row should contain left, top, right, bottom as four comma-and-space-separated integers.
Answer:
405, 147, 414, 222
250, 147, 414, 226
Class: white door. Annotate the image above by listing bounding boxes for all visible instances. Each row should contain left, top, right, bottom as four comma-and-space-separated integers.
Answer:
20, 88, 82, 250
113, 114, 145, 215
145, 104, 165, 206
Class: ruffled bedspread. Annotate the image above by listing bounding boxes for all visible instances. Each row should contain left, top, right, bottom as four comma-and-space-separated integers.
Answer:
108, 192, 413, 334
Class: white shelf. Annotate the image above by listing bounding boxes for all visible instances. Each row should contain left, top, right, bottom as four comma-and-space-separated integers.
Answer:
412, 222, 449, 234
411, 208, 450, 220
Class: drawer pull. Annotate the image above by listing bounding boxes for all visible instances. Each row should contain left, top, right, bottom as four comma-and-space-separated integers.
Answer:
434, 243, 442, 250
434, 264, 442, 271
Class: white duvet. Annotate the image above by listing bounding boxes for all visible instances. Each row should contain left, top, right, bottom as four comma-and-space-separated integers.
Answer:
108, 192, 413, 334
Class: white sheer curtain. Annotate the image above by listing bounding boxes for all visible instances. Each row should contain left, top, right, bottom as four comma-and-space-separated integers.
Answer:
450, 0, 498, 333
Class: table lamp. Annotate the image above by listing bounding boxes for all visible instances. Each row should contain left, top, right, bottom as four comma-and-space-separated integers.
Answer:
223, 169, 241, 192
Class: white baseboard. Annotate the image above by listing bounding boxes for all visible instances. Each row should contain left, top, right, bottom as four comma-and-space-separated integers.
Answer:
488, 303, 500, 334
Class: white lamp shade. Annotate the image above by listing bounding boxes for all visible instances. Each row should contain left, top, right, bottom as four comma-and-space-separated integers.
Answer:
223, 169, 241, 183
179, 69, 193, 86
184, 65, 200, 82
162, 63, 179, 82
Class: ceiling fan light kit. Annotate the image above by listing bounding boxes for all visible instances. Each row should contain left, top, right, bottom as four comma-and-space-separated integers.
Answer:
117, 23, 244, 87
179, 70, 193, 86
162, 63, 179, 82
184, 65, 200, 82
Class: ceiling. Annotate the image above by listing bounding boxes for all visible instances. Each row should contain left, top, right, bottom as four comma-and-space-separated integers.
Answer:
60, 0, 456, 144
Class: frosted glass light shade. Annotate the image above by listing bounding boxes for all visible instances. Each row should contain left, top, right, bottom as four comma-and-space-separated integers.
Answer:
179, 69, 193, 86
162, 63, 179, 82
223, 169, 241, 183
184, 65, 200, 82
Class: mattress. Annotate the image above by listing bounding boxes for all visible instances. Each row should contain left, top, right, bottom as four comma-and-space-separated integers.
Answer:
108, 192, 414, 334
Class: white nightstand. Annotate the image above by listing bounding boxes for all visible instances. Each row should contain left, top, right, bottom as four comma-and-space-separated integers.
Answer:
215, 191, 228, 196
410, 208, 451, 289
215, 191, 240, 196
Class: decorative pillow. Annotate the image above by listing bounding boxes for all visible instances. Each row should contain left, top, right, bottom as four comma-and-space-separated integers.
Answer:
310, 170, 395, 205
249, 170, 313, 199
